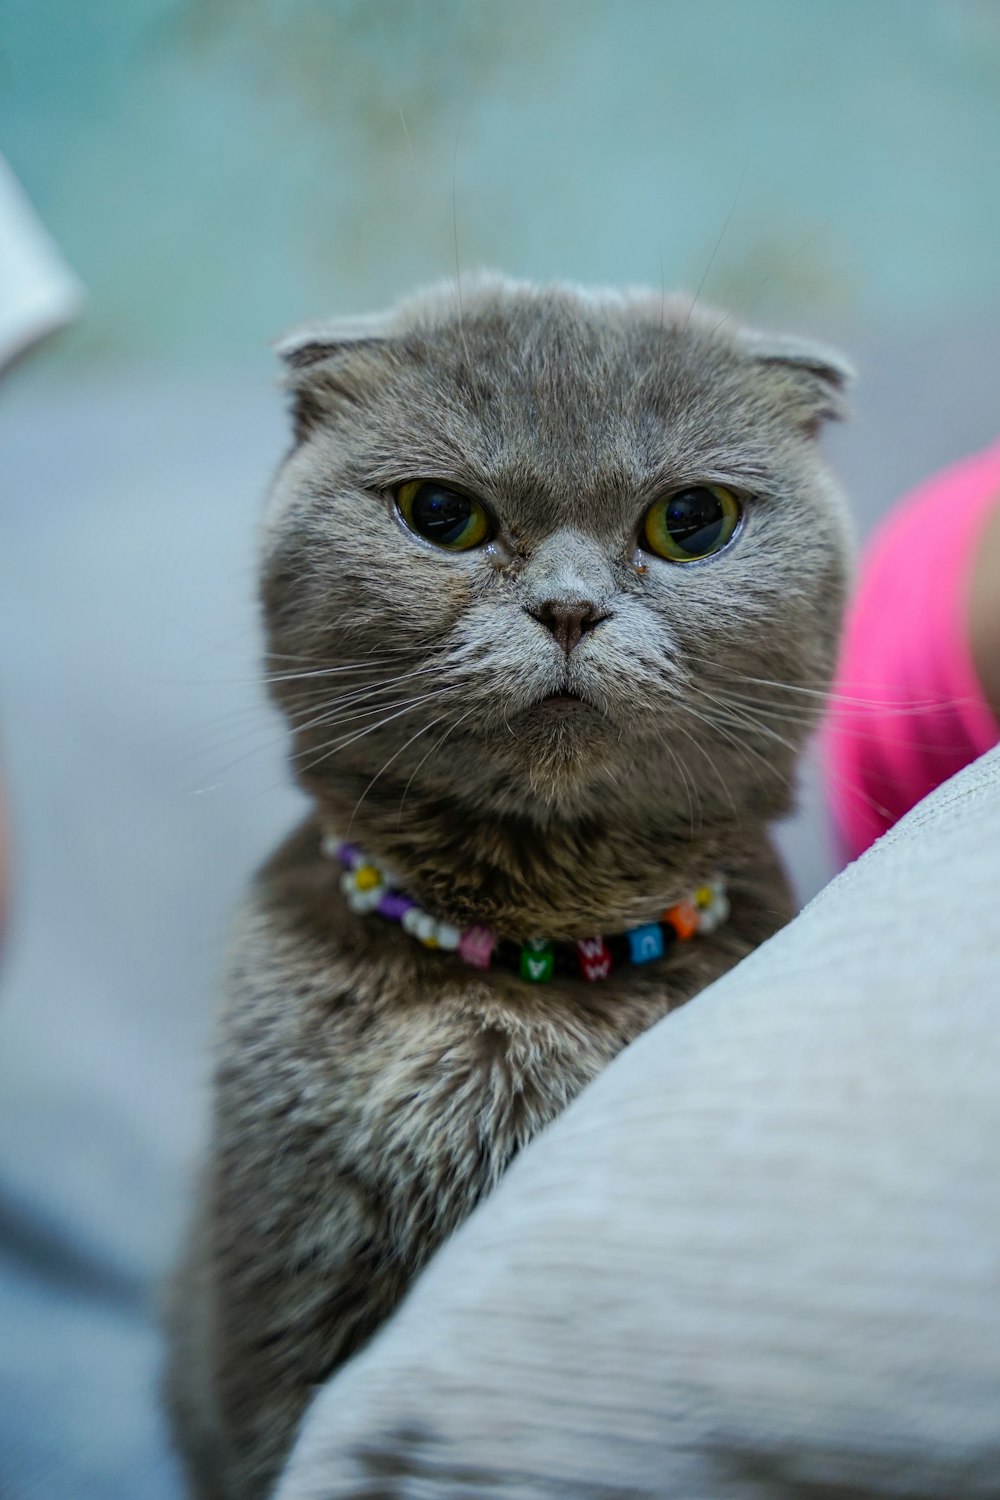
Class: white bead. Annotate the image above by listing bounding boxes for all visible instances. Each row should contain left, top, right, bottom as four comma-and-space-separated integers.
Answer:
358, 885, 385, 912
347, 889, 369, 913
414, 913, 436, 943
322, 834, 341, 860
340, 871, 357, 895
402, 907, 424, 935
436, 923, 461, 951
697, 892, 730, 933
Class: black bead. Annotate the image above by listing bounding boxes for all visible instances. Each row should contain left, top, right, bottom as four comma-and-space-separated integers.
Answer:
606, 931, 631, 965
553, 943, 577, 976
494, 939, 520, 972
658, 921, 678, 952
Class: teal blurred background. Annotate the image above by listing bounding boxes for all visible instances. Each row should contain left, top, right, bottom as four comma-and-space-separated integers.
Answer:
4, 0, 1000, 373
2, 5, 1000, 1498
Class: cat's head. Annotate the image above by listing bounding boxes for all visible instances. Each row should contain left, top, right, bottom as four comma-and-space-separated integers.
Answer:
261, 273, 852, 845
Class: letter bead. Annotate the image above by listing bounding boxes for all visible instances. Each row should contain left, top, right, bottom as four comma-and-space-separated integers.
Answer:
576, 936, 612, 981
520, 939, 554, 983
627, 923, 665, 965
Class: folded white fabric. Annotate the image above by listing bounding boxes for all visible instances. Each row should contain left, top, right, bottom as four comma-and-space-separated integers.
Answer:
0, 152, 82, 371
277, 745, 1000, 1499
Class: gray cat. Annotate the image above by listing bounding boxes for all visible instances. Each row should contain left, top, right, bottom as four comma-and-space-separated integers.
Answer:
166, 273, 853, 1499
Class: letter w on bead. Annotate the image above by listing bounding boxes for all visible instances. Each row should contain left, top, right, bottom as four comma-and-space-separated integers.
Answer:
577, 936, 612, 980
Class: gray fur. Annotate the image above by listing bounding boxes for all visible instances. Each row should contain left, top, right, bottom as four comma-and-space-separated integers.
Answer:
165, 273, 853, 1498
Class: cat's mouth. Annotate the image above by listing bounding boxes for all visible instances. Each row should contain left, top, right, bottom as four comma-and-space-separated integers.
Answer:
533, 689, 592, 715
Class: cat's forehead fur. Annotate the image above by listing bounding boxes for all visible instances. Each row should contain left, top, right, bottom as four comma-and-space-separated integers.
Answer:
274, 272, 851, 538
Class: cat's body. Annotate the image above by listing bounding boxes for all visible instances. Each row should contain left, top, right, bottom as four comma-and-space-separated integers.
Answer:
166, 275, 852, 1499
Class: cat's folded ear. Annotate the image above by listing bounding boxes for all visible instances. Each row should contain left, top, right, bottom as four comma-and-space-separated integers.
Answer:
737, 330, 854, 435
274, 313, 395, 440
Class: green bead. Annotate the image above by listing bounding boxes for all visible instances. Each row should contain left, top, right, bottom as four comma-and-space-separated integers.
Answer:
520, 939, 554, 983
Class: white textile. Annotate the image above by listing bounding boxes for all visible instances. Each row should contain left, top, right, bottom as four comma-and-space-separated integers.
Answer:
279, 747, 1000, 1499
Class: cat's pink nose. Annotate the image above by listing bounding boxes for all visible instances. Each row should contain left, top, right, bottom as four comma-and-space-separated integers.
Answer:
527, 600, 611, 655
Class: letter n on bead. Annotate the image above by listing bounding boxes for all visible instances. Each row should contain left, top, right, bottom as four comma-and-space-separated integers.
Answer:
577, 936, 612, 981
627, 924, 665, 965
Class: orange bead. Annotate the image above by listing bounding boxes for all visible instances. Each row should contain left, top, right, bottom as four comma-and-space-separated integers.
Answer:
663, 898, 699, 940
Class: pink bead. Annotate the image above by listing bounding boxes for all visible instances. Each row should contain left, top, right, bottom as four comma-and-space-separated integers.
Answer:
458, 925, 496, 970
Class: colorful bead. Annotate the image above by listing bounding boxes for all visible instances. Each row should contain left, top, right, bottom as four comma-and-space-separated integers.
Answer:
413, 913, 437, 944
458, 925, 496, 970
663, 899, 699, 940
696, 890, 730, 933
576, 936, 612, 982
349, 885, 383, 913
324, 837, 727, 981
520, 939, 554, 983
627, 923, 665, 965
377, 890, 415, 921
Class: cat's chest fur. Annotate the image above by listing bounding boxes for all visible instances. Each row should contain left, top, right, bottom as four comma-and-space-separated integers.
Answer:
217, 819, 783, 1265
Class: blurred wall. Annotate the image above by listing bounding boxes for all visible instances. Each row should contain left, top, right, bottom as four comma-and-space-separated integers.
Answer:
3, 0, 1000, 374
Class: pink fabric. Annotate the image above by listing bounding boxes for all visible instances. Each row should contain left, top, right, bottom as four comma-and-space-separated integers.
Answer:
826, 440, 1000, 860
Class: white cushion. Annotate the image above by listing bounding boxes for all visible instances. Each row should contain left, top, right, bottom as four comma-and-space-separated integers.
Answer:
278, 745, 1000, 1499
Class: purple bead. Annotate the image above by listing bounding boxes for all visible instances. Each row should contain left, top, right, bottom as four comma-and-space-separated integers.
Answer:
377, 891, 416, 922
336, 841, 362, 869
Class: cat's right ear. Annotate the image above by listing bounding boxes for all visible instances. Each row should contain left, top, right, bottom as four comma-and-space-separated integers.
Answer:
736, 330, 854, 436
274, 314, 394, 441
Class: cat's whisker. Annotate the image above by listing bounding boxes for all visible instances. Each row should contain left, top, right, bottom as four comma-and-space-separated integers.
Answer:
671, 717, 738, 818
291, 688, 456, 778
258, 659, 410, 687
689, 691, 899, 823
202, 689, 451, 785
679, 698, 788, 790
397, 704, 479, 826
193, 671, 441, 764
690, 685, 803, 760
281, 666, 441, 723
347, 709, 457, 836
650, 721, 701, 837
708, 218, 834, 338
684, 150, 749, 328
715, 670, 958, 713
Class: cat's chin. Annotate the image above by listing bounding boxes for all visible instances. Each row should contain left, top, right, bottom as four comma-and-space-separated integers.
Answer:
479, 697, 625, 805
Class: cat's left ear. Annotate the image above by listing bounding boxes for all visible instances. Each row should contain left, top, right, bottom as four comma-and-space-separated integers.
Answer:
738, 331, 854, 434
273, 311, 395, 371
274, 313, 395, 439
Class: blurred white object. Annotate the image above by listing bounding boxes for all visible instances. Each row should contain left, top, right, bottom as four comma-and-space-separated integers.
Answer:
0, 152, 82, 371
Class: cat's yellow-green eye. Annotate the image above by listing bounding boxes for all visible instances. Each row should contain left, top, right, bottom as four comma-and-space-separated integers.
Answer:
396, 479, 492, 551
641, 484, 743, 563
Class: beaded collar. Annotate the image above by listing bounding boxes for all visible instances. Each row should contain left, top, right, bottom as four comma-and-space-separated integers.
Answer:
323, 836, 730, 985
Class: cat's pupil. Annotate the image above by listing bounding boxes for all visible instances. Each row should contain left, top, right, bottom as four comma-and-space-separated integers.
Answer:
665, 488, 725, 555
411, 484, 472, 543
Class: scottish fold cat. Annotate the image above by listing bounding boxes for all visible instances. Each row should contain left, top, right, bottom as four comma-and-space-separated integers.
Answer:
166, 273, 852, 1498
